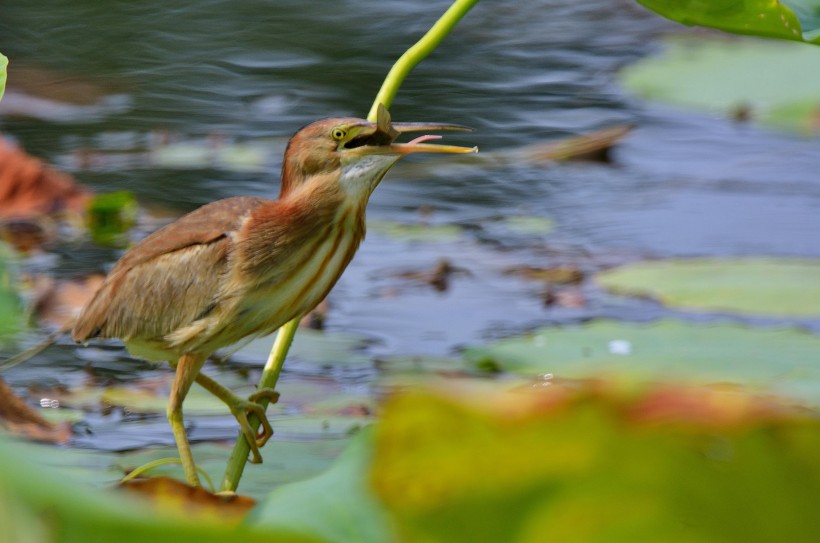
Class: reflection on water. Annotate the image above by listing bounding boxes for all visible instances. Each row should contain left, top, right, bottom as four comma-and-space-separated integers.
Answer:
2, 1, 820, 452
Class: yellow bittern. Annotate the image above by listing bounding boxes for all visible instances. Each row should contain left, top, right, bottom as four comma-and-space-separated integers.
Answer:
72, 105, 475, 486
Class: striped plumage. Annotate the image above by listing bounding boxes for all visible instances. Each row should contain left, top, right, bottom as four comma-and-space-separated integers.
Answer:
71, 106, 475, 486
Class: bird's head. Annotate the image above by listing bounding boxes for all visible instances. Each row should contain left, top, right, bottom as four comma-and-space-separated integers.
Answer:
280, 104, 476, 199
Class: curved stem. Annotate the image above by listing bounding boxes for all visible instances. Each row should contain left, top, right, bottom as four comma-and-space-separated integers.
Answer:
220, 319, 297, 492
367, 0, 479, 121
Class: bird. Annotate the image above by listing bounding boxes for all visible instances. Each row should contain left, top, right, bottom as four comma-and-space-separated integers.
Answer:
71, 104, 476, 486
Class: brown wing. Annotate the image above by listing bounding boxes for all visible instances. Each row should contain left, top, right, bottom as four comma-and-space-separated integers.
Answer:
72, 196, 269, 343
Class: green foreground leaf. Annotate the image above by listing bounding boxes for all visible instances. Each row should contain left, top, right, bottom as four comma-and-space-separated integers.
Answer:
0, 437, 319, 543
0, 52, 7, 102
372, 386, 820, 542
636, 0, 819, 44
464, 319, 820, 407
597, 258, 820, 317
248, 428, 393, 543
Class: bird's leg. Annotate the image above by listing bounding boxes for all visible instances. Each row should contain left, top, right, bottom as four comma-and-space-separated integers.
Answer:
167, 353, 208, 486
192, 372, 279, 464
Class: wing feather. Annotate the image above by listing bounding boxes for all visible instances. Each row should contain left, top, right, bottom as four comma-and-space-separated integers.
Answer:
72, 196, 268, 343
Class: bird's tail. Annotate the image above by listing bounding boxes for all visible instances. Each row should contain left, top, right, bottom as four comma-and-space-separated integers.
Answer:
0, 325, 70, 372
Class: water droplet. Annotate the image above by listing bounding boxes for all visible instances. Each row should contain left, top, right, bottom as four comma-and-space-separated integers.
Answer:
608, 339, 632, 355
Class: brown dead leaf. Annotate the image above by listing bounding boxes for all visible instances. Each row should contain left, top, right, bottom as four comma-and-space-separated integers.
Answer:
0, 139, 91, 220
120, 477, 256, 523
506, 265, 584, 285
520, 125, 632, 163
0, 377, 72, 443
542, 286, 586, 309
395, 258, 471, 292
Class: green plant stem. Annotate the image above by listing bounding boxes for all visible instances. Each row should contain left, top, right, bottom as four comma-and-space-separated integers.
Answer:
220, 318, 298, 492
367, 0, 479, 121
220, 0, 479, 493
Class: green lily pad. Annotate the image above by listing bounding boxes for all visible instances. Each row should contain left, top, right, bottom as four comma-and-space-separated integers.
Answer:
636, 0, 815, 43
367, 219, 462, 243
619, 36, 820, 132
249, 428, 393, 543
115, 440, 348, 500
496, 215, 555, 236
463, 319, 820, 407
597, 258, 820, 317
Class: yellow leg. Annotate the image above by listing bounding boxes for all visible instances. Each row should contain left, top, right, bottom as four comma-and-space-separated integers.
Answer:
193, 372, 279, 464
167, 353, 207, 486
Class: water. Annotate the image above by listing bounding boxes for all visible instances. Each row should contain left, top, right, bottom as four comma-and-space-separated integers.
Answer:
2, 0, 819, 454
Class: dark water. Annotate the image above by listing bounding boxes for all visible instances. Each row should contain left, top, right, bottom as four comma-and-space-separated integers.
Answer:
2, 1, 819, 456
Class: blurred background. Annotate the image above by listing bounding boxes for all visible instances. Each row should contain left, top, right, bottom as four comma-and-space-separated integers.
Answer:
1, 0, 818, 476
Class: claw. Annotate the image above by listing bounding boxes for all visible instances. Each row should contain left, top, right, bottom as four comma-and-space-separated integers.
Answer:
228, 388, 279, 463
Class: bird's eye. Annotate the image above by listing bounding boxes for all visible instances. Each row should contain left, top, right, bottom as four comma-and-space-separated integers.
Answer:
331, 127, 347, 141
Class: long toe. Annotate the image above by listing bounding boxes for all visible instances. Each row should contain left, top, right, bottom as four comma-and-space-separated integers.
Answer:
243, 400, 274, 448
231, 408, 264, 463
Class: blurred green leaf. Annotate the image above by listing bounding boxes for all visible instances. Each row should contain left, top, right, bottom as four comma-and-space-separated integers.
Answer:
464, 319, 820, 407
0, 52, 7, 102
86, 190, 138, 247
0, 243, 25, 343
372, 386, 820, 543
636, 0, 818, 44
597, 258, 820, 317
248, 428, 393, 543
620, 36, 820, 132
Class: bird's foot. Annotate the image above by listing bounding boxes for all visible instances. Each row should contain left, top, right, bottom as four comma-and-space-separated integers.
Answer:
227, 388, 279, 464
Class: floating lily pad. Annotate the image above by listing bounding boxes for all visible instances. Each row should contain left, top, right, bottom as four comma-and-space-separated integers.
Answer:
463, 319, 820, 406
620, 36, 820, 132
116, 440, 349, 500
597, 258, 820, 317
367, 219, 462, 243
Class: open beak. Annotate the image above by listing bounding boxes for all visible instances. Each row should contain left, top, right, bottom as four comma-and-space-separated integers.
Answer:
345, 103, 478, 156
